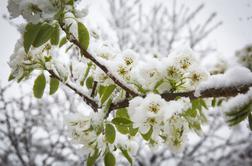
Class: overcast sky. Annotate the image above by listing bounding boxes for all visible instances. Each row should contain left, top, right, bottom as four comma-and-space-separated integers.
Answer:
0, 0, 252, 85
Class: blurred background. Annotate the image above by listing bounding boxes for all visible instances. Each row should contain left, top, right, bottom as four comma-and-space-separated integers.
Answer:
0, 0, 252, 165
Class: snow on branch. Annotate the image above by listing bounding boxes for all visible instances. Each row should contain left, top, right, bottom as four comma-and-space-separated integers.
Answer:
59, 23, 140, 97
195, 66, 252, 96
110, 67, 252, 111
48, 69, 99, 111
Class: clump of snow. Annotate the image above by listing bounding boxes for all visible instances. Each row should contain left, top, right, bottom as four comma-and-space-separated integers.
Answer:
195, 66, 252, 97
222, 88, 252, 114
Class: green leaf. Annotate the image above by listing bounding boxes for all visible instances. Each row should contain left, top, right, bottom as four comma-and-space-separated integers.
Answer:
183, 108, 197, 118
115, 109, 135, 135
248, 113, 252, 131
128, 126, 138, 137
86, 76, 93, 89
191, 99, 201, 111
141, 126, 153, 141
200, 98, 208, 109
190, 121, 202, 135
116, 125, 129, 134
217, 99, 223, 106
211, 98, 217, 107
78, 22, 89, 50
59, 37, 67, 47
227, 110, 250, 126
105, 123, 116, 144
23, 23, 42, 53
49, 77, 59, 95
104, 151, 116, 166
225, 103, 251, 117
8, 73, 15, 81
33, 23, 54, 47
154, 79, 164, 90
50, 24, 60, 45
103, 98, 112, 115
33, 73, 46, 98
131, 82, 147, 94
112, 117, 132, 126
80, 62, 92, 86
116, 108, 130, 119
98, 85, 105, 97
101, 85, 116, 105
198, 109, 208, 123
67, 0, 74, 6
120, 148, 133, 165
87, 147, 100, 166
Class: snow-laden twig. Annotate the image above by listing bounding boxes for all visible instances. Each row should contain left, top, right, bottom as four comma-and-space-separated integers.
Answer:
59, 23, 140, 97
48, 69, 99, 111
109, 67, 252, 111
195, 66, 252, 96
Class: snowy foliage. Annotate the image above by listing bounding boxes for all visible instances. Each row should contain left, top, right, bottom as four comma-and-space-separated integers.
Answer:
236, 44, 252, 71
5, 0, 252, 165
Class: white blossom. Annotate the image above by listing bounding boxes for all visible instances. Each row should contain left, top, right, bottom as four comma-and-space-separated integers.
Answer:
163, 115, 189, 153
129, 93, 166, 136
131, 58, 161, 90
163, 98, 191, 121
8, 0, 63, 23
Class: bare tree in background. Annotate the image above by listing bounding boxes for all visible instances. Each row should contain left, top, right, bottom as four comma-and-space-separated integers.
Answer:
107, 0, 222, 57
0, 84, 86, 166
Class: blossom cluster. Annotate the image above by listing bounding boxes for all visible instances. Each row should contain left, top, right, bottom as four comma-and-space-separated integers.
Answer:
129, 93, 191, 151
64, 110, 139, 159
7, 0, 87, 23
8, 39, 69, 82
92, 46, 209, 94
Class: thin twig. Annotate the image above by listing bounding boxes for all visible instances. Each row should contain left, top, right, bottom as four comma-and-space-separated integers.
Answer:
48, 69, 98, 111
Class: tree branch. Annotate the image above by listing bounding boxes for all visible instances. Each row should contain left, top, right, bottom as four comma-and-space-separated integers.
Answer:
109, 83, 252, 111
59, 23, 139, 97
48, 70, 98, 111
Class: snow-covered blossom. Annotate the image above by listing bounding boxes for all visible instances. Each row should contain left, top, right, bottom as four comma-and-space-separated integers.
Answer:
52, 59, 69, 82
131, 58, 161, 90
128, 93, 192, 149
75, 6, 89, 18
163, 115, 189, 152
116, 133, 139, 155
93, 67, 113, 85
129, 93, 166, 136
70, 59, 86, 81
120, 49, 139, 67
64, 111, 105, 155
64, 112, 94, 144
163, 98, 192, 120
8, 0, 60, 23
8, 39, 28, 80
169, 48, 196, 71
8, 39, 53, 81
94, 44, 118, 60
185, 68, 209, 89
115, 63, 131, 80
164, 63, 183, 81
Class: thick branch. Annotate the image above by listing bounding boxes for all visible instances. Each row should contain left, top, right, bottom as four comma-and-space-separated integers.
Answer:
60, 23, 139, 97
48, 70, 98, 111
109, 83, 252, 111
